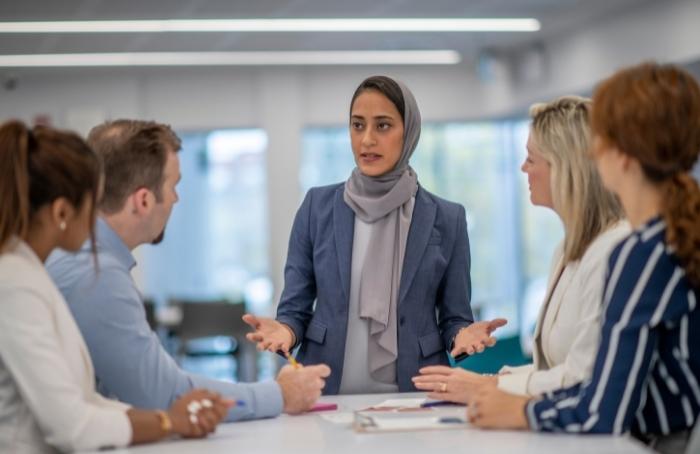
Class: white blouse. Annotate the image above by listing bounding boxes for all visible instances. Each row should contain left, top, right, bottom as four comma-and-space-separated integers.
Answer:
498, 221, 631, 396
0, 239, 131, 454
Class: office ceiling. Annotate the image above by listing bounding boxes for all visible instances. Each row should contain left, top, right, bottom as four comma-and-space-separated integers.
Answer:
0, 0, 653, 60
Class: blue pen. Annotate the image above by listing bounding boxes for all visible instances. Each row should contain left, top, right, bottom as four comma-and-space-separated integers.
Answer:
438, 417, 465, 424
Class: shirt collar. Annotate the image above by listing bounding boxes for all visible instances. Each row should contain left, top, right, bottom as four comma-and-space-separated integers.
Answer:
95, 217, 137, 270
636, 215, 664, 231
634, 215, 666, 243
12, 237, 43, 268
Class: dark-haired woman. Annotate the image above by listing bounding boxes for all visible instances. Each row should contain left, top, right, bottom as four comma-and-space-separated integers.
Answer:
243, 76, 505, 395
459, 63, 700, 454
0, 121, 231, 453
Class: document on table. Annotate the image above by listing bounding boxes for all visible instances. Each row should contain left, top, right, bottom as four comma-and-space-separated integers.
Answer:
352, 397, 467, 433
353, 408, 467, 433
369, 398, 426, 409
318, 398, 427, 426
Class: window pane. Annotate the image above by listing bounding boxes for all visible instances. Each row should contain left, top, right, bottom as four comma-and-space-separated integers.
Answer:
138, 129, 270, 308
300, 127, 353, 193
414, 122, 524, 330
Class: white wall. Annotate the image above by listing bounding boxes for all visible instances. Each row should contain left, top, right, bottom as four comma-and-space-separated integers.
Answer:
500, 0, 700, 113
1, 0, 698, 302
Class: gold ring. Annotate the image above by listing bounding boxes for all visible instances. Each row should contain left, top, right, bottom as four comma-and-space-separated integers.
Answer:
441, 382, 447, 393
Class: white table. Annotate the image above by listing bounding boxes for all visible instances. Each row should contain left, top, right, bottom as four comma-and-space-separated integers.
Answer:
93, 393, 652, 454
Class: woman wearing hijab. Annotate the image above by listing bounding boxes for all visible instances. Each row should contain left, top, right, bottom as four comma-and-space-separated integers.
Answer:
244, 75, 505, 394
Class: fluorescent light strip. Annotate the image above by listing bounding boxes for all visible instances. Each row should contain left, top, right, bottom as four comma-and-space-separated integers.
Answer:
0, 18, 540, 33
0, 51, 462, 67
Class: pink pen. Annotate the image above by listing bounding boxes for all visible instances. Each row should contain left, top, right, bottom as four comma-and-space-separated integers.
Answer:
310, 402, 338, 412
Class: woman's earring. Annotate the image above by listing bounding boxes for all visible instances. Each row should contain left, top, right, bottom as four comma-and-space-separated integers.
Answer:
59, 221, 67, 231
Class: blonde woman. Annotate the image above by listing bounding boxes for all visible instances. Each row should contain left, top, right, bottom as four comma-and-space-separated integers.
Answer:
413, 96, 630, 399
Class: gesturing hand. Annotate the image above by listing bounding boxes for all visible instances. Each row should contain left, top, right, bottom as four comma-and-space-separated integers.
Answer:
451, 318, 508, 357
242, 314, 295, 353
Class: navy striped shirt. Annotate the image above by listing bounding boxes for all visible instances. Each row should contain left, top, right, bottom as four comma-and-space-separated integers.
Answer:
527, 217, 700, 436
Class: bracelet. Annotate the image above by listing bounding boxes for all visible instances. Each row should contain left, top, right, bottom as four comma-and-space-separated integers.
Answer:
156, 410, 172, 435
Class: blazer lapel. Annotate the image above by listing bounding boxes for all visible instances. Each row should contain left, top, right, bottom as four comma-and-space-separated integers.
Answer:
533, 254, 565, 369
399, 187, 436, 304
540, 266, 570, 339
333, 187, 354, 303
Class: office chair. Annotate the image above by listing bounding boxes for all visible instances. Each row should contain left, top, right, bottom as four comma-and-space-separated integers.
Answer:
169, 299, 258, 382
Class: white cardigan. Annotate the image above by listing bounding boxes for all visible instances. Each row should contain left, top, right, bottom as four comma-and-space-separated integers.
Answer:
498, 221, 631, 396
0, 239, 131, 454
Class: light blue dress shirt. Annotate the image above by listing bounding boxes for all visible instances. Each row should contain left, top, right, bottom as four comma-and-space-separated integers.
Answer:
46, 218, 283, 422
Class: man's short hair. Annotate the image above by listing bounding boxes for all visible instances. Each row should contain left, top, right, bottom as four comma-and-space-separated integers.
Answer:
87, 119, 181, 214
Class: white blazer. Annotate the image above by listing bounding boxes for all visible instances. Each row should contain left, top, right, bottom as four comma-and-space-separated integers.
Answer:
498, 221, 631, 396
0, 239, 131, 454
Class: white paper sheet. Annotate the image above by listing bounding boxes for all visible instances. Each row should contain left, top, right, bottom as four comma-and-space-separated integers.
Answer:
319, 412, 355, 424
372, 398, 427, 408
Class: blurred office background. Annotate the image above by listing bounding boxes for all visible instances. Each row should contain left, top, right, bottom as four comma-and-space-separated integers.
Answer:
1, 0, 699, 380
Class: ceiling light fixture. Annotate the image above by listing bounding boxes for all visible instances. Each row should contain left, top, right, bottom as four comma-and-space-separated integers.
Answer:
0, 18, 540, 33
0, 50, 462, 67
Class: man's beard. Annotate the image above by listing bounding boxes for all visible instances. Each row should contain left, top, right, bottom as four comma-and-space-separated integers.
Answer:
151, 229, 165, 245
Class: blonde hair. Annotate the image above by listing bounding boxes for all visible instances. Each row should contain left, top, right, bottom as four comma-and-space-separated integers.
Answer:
529, 95, 623, 263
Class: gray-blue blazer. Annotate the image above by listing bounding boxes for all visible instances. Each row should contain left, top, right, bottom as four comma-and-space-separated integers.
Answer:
276, 183, 473, 394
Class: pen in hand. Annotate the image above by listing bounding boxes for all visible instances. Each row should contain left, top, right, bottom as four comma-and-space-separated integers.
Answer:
284, 350, 301, 369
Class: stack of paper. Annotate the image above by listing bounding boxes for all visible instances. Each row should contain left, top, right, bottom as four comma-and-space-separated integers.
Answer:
353, 398, 466, 433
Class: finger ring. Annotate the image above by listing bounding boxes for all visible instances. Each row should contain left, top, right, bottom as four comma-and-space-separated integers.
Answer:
187, 401, 202, 413
441, 382, 448, 393
187, 400, 205, 426
201, 399, 213, 408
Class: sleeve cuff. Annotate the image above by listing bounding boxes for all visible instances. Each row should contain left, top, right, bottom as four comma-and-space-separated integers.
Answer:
83, 406, 132, 451
188, 375, 283, 422
247, 380, 284, 419
95, 393, 132, 412
525, 399, 540, 431
276, 316, 304, 349
112, 409, 132, 448
497, 369, 532, 396
445, 323, 471, 351
498, 364, 534, 375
